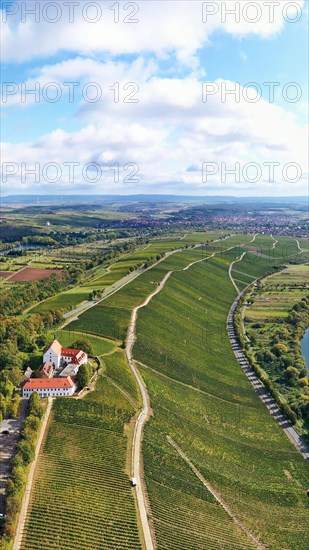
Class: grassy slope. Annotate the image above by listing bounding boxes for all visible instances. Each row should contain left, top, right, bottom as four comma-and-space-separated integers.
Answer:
133, 253, 309, 550
46, 329, 118, 356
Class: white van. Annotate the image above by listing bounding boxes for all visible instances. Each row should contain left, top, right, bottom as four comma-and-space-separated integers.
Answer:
131, 477, 137, 487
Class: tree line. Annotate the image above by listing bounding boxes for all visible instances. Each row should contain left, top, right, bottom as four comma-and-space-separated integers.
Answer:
0, 393, 44, 549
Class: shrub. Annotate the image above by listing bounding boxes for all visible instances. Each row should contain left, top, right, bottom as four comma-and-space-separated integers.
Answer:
76, 363, 92, 389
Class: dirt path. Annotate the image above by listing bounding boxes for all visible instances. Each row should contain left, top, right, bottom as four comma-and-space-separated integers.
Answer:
167, 437, 267, 550
228, 234, 258, 293
295, 238, 303, 254
270, 234, 278, 249
228, 252, 247, 293
13, 397, 53, 550
125, 235, 251, 549
126, 272, 173, 550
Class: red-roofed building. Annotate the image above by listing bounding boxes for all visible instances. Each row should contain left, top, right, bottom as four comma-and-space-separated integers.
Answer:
43, 339, 88, 371
22, 376, 77, 398
40, 361, 54, 378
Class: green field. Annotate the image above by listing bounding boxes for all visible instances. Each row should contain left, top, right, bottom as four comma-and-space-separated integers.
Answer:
67, 246, 216, 341
29, 288, 91, 313
20, 232, 309, 550
21, 355, 142, 550
231, 235, 308, 291
103, 349, 142, 408
28, 233, 227, 315
131, 253, 309, 549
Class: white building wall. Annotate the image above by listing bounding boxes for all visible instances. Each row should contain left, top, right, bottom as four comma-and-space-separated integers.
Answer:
22, 385, 77, 398
43, 348, 61, 369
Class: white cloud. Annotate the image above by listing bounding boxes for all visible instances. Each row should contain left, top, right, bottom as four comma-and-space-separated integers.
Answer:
1, 0, 307, 196
1, 71, 307, 195
1, 1, 305, 63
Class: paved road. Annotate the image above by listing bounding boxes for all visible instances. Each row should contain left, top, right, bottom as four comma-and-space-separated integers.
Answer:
13, 397, 53, 550
63, 268, 145, 319
227, 295, 309, 461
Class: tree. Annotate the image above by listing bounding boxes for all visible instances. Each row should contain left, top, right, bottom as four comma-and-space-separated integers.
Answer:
273, 343, 288, 356
8, 367, 23, 387
70, 338, 93, 356
24, 414, 40, 431
76, 364, 92, 389
17, 439, 35, 465
11, 465, 26, 492
28, 391, 43, 418
0, 342, 23, 372
7, 395, 20, 418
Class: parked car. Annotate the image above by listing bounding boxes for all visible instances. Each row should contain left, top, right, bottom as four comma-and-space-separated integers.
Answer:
131, 477, 137, 487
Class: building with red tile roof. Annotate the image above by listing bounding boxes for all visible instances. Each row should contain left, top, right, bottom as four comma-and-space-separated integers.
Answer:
43, 339, 88, 370
22, 376, 77, 398
40, 361, 54, 378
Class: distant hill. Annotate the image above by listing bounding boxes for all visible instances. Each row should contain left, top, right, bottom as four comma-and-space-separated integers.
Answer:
1, 194, 308, 205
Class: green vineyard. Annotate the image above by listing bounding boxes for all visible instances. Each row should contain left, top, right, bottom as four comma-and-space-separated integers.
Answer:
134, 250, 309, 550
20, 381, 142, 549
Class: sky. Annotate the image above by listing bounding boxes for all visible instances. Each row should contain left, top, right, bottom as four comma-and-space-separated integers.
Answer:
1, 0, 308, 196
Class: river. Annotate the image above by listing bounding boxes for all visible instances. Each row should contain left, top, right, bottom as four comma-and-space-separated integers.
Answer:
301, 327, 309, 371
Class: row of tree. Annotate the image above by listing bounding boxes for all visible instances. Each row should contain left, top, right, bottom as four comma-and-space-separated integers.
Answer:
0, 393, 43, 549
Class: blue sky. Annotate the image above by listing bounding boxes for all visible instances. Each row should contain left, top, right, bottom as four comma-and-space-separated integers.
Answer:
1, 0, 308, 195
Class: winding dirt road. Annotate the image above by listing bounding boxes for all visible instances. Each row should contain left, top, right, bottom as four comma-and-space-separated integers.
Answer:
126, 272, 173, 550
125, 234, 245, 548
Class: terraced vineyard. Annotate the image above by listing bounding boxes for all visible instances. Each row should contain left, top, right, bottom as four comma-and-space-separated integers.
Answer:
19, 232, 309, 550
147, 480, 256, 550
230, 235, 308, 291
65, 232, 239, 342
68, 246, 216, 341
30, 233, 226, 315
20, 357, 142, 550
133, 251, 309, 550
